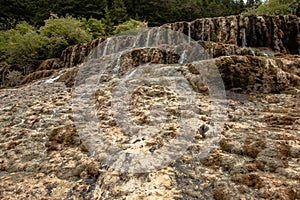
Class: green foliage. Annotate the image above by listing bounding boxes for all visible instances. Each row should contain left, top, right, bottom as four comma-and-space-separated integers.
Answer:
39, 14, 92, 58
52, 0, 108, 21
1, 0, 248, 30
1, 15, 93, 72
0, 31, 9, 62
0, 0, 108, 29
114, 19, 148, 34
2, 22, 46, 69
246, 0, 299, 15
102, 7, 117, 36
110, 0, 128, 24
81, 17, 106, 38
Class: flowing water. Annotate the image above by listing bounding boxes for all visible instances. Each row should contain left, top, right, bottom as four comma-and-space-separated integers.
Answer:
146, 29, 152, 47
113, 53, 122, 74
44, 71, 64, 84
103, 38, 112, 56
188, 22, 191, 43
179, 50, 187, 64
242, 28, 247, 47
156, 27, 161, 46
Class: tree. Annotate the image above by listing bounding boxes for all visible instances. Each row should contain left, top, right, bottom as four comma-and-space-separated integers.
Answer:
4, 22, 47, 72
81, 17, 106, 38
39, 14, 92, 58
246, 0, 298, 15
109, 0, 128, 25
1, 0, 249, 30
0, 0, 108, 30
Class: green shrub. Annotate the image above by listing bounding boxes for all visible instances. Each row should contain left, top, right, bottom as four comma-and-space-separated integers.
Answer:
39, 14, 92, 58
2, 22, 46, 70
113, 19, 148, 34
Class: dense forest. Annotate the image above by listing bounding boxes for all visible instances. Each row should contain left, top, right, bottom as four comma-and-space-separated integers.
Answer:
0, 0, 263, 30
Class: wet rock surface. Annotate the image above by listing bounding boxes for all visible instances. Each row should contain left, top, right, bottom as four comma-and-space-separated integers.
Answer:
0, 54, 299, 199
166, 15, 300, 54
0, 14, 299, 199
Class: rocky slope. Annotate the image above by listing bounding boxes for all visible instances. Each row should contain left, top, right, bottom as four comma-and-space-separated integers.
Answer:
166, 15, 300, 54
0, 53, 299, 199
0, 15, 299, 199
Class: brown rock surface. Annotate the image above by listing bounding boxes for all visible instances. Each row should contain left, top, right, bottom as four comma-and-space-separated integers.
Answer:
0, 14, 299, 199
0, 53, 299, 199
2, 14, 298, 87
166, 15, 300, 54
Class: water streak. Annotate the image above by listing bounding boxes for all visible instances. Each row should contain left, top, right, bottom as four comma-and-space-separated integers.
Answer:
156, 27, 161, 46
202, 20, 205, 41
45, 71, 64, 83
230, 45, 235, 55
103, 38, 111, 56
50, 109, 57, 118
210, 43, 215, 57
114, 53, 122, 74
126, 68, 138, 79
70, 45, 77, 67
188, 22, 191, 43
179, 50, 187, 64
133, 34, 140, 48
208, 18, 214, 41
242, 28, 247, 47
146, 29, 151, 47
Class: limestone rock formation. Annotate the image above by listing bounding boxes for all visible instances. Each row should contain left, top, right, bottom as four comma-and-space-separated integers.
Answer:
0, 55, 299, 199
0, 14, 299, 199
166, 15, 300, 54
60, 38, 105, 69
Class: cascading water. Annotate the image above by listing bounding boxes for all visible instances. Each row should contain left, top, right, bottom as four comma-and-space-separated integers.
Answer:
113, 53, 122, 74
208, 18, 214, 41
146, 29, 152, 47
70, 45, 77, 67
230, 45, 235, 55
210, 43, 215, 57
126, 67, 138, 79
44, 71, 64, 84
188, 22, 191, 43
201, 20, 205, 41
133, 33, 141, 48
242, 28, 247, 47
103, 38, 112, 56
179, 50, 187, 64
156, 27, 161, 46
